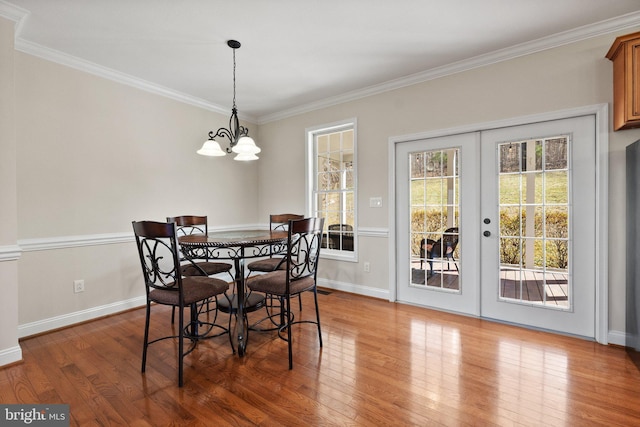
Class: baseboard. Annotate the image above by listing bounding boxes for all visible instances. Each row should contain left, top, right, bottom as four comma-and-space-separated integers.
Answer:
319, 278, 627, 346
0, 345, 22, 366
608, 329, 626, 347
18, 296, 146, 339
317, 278, 389, 300
14, 280, 626, 348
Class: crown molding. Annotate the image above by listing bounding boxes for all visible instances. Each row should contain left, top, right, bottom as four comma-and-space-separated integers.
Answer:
3, 0, 259, 123
4, 1, 639, 126
14, 39, 257, 118
258, 11, 640, 124
0, 0, 27, 23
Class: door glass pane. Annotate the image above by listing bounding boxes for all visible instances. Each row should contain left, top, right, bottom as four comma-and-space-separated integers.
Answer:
410, 148, 460, 291
499, 175, 520, 204
500, 143, 520, 173
497, 136, 570, 308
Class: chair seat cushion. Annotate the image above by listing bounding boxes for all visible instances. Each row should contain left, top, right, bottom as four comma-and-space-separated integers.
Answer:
150, 276, 229, 306
181, 261, 232, 276
247, 257, 285, 272
247, 270, 315, 296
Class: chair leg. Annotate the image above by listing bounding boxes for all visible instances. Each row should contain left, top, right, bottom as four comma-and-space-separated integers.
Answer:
218, 295, 235, 353
452, 255, 459, 271
142, 302, 151, 373
298, 294, 302, 311
178, 304, 185, 387
279, 296, 286, 328
286, 294, 293, 370
189, 302, 199, 337
313, 288, 323, 348
171, 306, 175, 324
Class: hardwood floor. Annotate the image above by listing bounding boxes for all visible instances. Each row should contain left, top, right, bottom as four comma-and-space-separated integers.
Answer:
2, 290, 640, 426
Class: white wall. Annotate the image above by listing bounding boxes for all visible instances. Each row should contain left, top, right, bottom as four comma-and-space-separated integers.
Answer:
7, 39, 260, 339
257, 29, 640, 339
2, 17, 640, 366
0, 15, 21, 365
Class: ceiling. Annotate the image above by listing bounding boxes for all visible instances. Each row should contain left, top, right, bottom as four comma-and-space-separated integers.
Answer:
4, 0, 640, 123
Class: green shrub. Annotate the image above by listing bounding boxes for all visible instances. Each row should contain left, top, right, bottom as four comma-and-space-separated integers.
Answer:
500, 208, 568, 269
500, 209, 523, 265
410, 207, 567, 269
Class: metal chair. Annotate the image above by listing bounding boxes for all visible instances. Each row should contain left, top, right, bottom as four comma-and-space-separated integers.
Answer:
247, 217, 324, 369
247, 214, 304, 315
167, 215, 233, 280
132, 220, 230, 387
420, 227, 459, 276
247, 214, 304, 275
167, 215, 234, 324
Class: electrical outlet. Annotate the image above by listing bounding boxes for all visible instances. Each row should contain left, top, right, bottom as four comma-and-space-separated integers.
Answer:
73, 279, 85, 293
364, 262, 370, 272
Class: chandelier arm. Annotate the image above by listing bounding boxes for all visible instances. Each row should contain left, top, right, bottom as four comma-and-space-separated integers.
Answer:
211, 127, 233, 141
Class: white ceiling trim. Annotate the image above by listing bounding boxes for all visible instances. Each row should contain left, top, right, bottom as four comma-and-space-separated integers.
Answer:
0, 0, 26, 23
258, 11, 640, 124
2, 2, 639, 125
0, 1, 257, 121
13, 38, 250, 120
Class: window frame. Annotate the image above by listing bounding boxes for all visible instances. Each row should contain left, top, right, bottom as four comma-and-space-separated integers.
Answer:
306, 118, 358, 261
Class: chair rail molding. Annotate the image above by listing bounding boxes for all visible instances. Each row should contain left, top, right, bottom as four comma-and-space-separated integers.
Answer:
0, 245, 21, 261
17, 224, 264, 252
358, 227, 388, 238
18, 232, 134, 252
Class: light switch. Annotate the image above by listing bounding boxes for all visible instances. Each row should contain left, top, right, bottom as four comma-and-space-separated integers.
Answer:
369, 197, 383, 208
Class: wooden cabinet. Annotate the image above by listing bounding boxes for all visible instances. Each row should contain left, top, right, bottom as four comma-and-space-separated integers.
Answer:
606, 31, 640, 131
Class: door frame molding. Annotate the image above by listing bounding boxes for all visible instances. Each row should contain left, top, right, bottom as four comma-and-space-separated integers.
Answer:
388, 104, 609, 344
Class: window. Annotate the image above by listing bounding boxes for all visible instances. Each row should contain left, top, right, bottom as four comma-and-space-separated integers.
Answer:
306, 119, 357, 260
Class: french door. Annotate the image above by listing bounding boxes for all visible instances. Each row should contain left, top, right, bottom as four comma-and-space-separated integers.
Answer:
396, 132, 480, 315
395, 115, 597, 338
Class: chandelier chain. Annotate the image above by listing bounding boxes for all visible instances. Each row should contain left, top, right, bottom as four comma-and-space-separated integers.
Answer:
232, 47, 237, 109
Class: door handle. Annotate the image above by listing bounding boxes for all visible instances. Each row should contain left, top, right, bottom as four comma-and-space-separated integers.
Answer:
483, 230, 491, 237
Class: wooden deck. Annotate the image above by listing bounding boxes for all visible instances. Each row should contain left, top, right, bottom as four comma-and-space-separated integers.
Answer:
500, 268, 569, 307
411, 263, 569, 307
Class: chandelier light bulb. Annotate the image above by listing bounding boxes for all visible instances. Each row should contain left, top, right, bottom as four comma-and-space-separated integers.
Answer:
232, 136, 261, 155
197, 139, 226, 156
234, 152, 259, 161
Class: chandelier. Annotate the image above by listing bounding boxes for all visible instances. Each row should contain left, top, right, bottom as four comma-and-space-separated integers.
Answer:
197, 40, 261, 161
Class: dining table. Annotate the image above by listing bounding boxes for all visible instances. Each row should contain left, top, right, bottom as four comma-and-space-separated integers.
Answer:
178, 229, 289, 356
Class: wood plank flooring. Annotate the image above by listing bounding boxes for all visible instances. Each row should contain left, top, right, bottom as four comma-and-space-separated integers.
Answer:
2, 290, 640, 426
